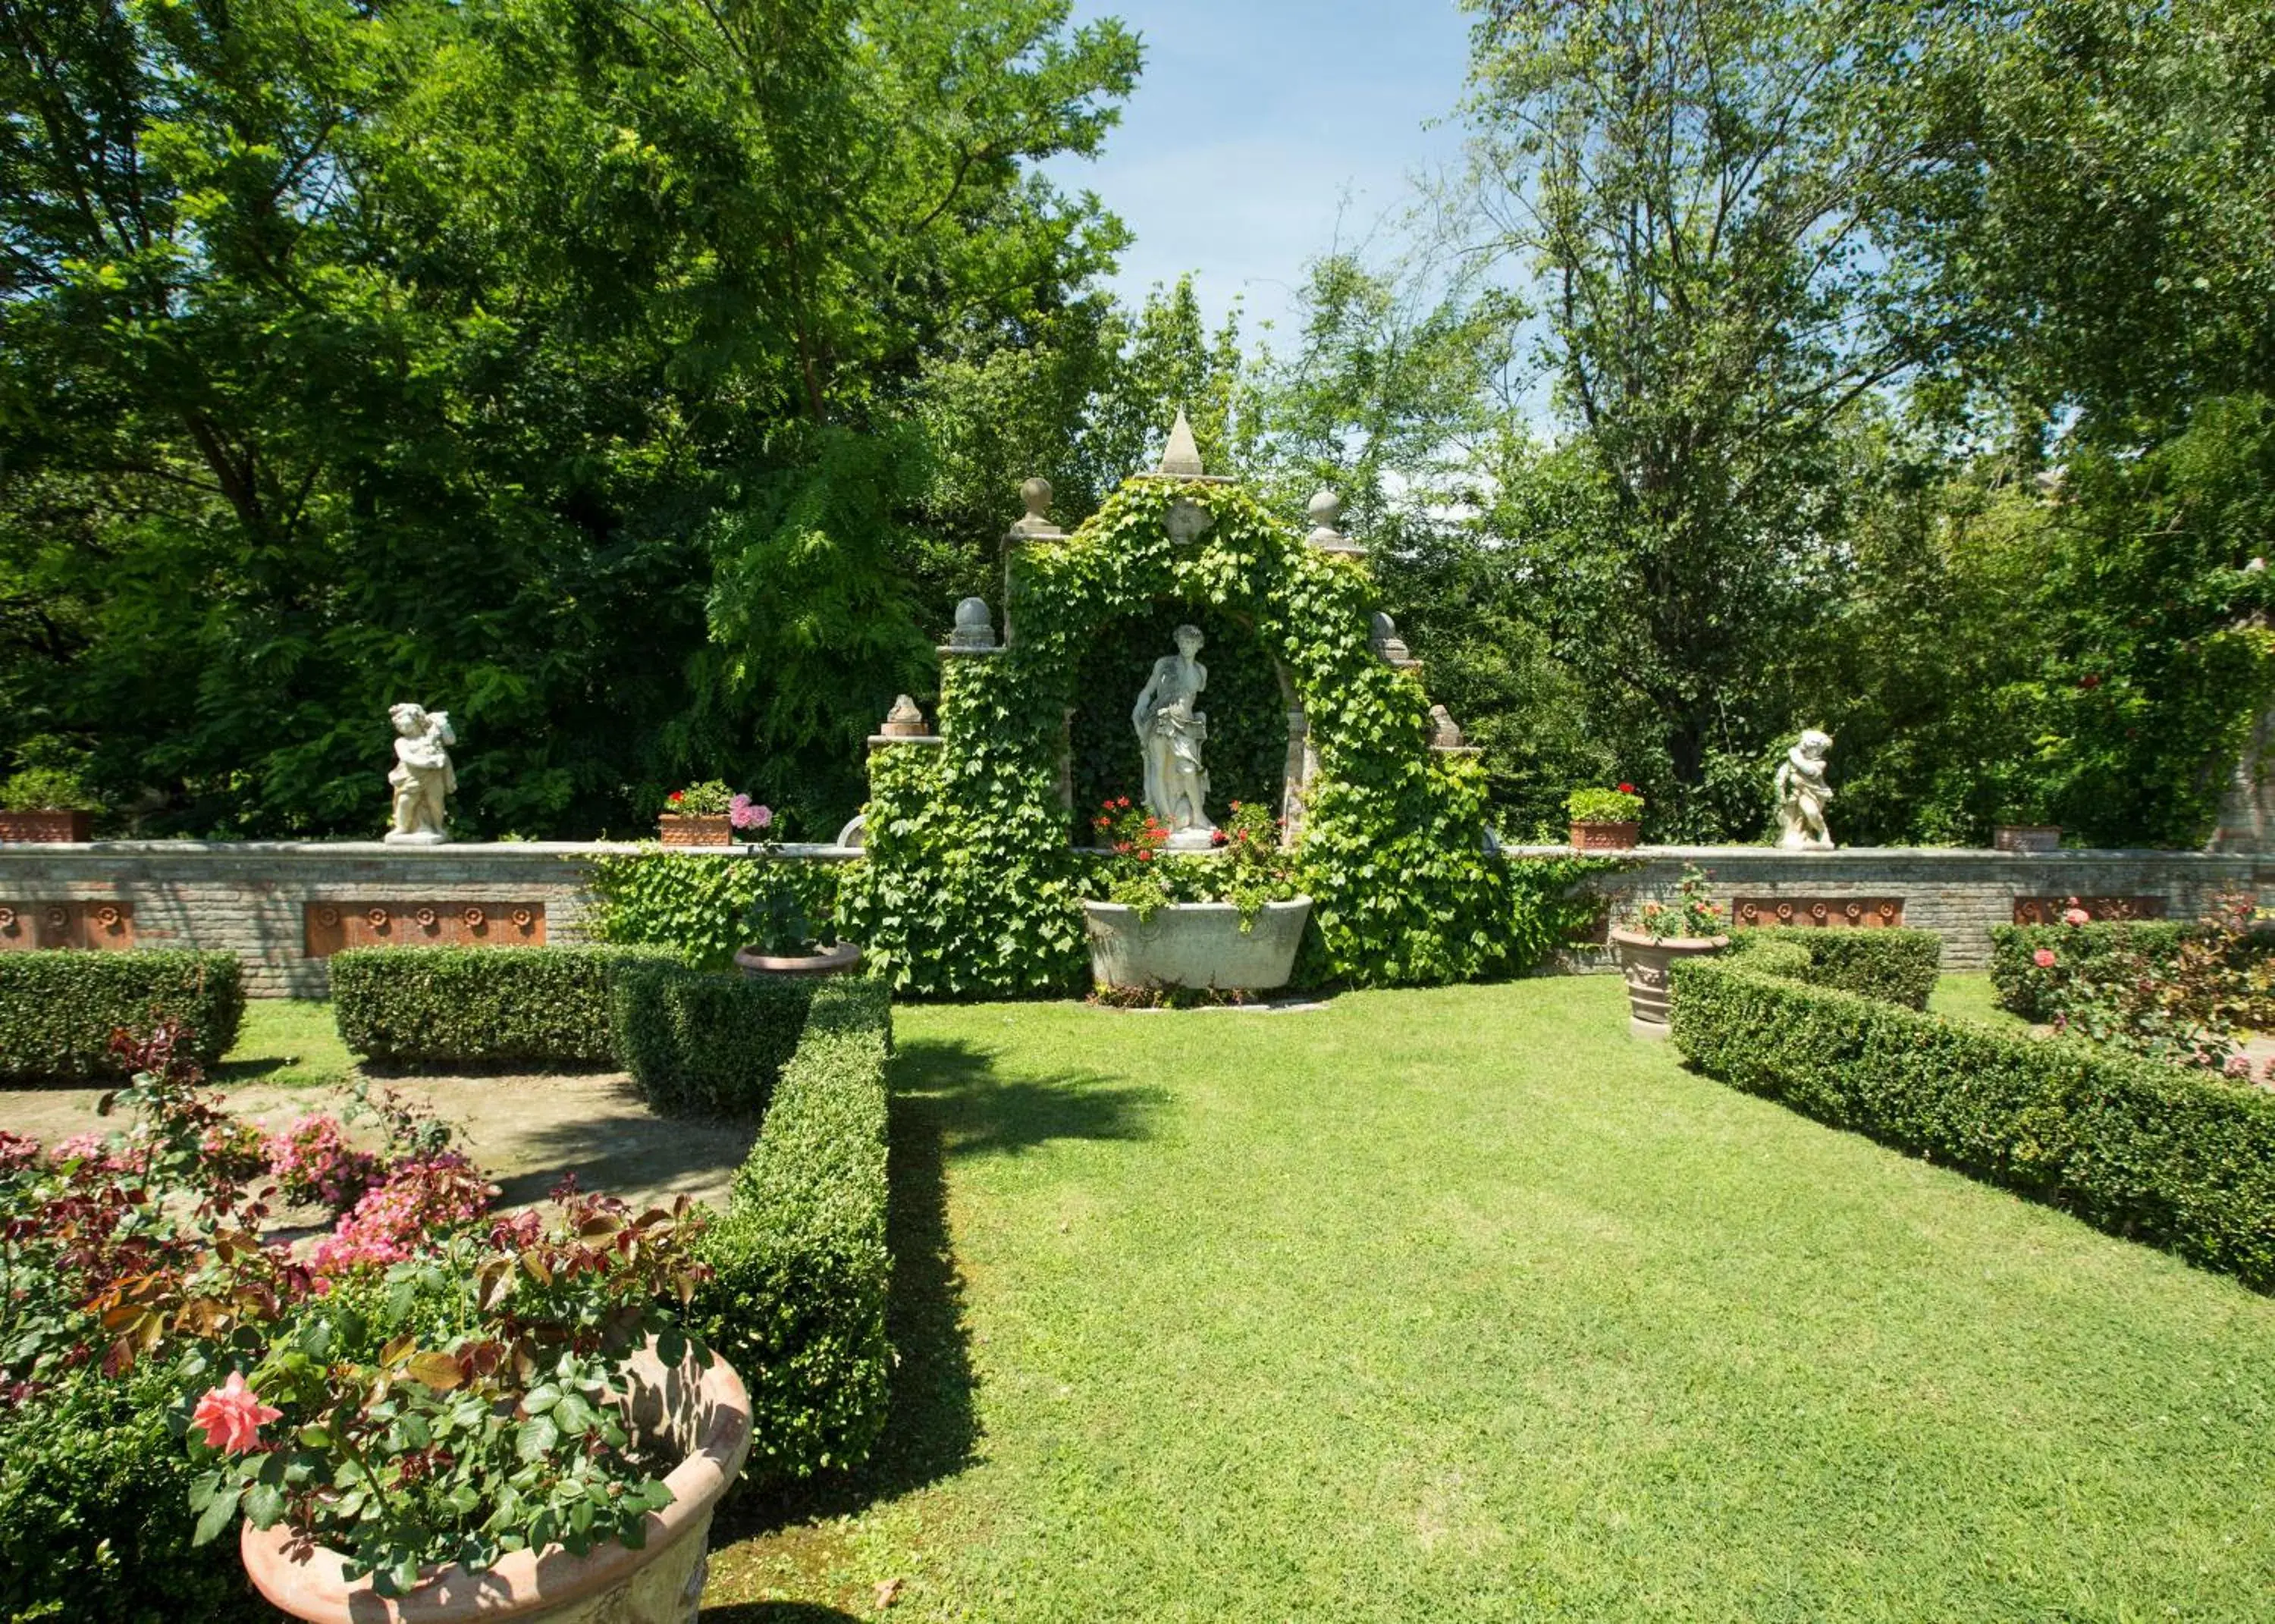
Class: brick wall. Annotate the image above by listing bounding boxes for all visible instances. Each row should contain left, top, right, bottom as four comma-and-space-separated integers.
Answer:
2, 841, 2264, 995
0, 842, 852, 997
1520, 845, 2275, 971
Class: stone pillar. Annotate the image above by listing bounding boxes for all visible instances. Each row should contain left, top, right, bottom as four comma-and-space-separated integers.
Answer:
2211, 699, 2275, 851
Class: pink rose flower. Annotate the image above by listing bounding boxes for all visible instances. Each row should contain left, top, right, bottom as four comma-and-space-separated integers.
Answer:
2224, 1055, 2252, 1079
2032, 948, 2057, 968
192, 1372, 282, 1454
2062, 907, 2090, 926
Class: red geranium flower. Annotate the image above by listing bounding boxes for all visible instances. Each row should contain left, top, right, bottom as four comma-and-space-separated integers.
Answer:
1618, 782, 1636, 794
668, 790, 684, 804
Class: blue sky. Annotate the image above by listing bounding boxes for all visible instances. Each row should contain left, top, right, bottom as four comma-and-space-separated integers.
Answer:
1043, 0, 1477, 339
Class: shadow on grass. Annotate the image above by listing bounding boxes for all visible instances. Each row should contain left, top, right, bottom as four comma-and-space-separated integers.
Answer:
713, 1036, 1158, 1546
902, 1035, 1167, 1162
701, 1607, 861, 1622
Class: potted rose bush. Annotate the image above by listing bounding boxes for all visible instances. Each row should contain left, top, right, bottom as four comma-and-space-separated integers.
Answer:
0, 1024, 748, 1622
1081, 798, 1310, 993
1567, 784, 1643, 851
1609, 864, 1727, 1037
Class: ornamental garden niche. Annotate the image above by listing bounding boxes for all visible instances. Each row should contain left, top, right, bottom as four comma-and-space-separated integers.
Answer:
840, 419, 1526, 998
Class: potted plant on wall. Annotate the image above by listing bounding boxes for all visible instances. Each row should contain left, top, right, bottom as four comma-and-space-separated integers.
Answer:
0, 767, 100, 842
1608, 864, 1727, 1037
1567, 783, 1643, 851
657, 780, 742, 846
1081, 798, 1311, 992
734, 866, 861, 977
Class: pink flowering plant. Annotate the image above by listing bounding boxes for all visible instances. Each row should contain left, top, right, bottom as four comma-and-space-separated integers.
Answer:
2023, 894, 2269, 1071
2, 1023, 715, 1602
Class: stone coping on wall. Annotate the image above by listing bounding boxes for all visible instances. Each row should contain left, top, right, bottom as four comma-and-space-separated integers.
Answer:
1515, 843, 2273, 972
0, 841, 862, 859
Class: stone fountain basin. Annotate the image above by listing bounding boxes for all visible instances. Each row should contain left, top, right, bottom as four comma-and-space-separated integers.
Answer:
1083, 898, 1312, 992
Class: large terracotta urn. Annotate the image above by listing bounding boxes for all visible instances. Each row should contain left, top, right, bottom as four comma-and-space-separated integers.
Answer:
1610, 926, 1728, 1039
241, 1344, 752, 1624
1084, 898, 1312, 992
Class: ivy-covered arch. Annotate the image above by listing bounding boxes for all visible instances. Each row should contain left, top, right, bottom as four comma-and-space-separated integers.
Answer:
840, 475, 1567, 997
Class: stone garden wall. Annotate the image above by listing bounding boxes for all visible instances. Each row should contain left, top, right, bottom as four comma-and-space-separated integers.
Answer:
1539, 845, 2275, 971
0, 842, 855, 997
0, 840, 2262, 995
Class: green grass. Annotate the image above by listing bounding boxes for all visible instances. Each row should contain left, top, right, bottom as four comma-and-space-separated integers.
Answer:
707, 975, 2275, 1622
1928, 970, 2032, 1032
214, 998, 359, 1089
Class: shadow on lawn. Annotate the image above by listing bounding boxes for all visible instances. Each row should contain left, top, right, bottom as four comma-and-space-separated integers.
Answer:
900, 1035, 1166, 1162
701, 1607, 861, 1622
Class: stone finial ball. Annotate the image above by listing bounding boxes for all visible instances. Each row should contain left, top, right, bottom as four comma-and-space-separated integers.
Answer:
955, 597, 992, 632
1371, 610, 1398, 641
1020, 476, 1053, 516
1308, 489, 1342, 528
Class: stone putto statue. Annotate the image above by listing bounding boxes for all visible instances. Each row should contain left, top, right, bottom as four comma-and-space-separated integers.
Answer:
1133, 624, 1216, 848
1774, 729, 1836, 850
384, 704, 456, 844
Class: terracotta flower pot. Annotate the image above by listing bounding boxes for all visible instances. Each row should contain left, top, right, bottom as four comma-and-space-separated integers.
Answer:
1610, 926, 1728, 1039
733, 941, 864, 978
241, 1343, 752, 1624
1994, 824, 2062, 854
657, 814, 733, 848
0, 810, 91, 843
1571, 820, 1640, 851
1083, 898, 1312, 992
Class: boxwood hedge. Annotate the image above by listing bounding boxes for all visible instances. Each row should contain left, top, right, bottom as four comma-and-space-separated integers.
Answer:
691, 975, 893, 1490
0, 950, 243, 1083
1671, 956, 2275, 1290
1728, 926, 1943, 1010
610, 967, 814, 1114
330, 945, 675, 1067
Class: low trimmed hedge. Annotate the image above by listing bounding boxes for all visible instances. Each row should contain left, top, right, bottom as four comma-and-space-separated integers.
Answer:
691, 975, 893, 1490
1671, 957, 2275, 1290
610, 967, 814, 1113
1729, 926, 1943, 1009
331, 945, 676, 1067
0, 950, 243, 1083
1988, 921, 2195, 1020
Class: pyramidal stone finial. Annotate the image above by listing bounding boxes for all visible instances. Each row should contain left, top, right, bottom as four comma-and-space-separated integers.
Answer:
1156, 408, 1206, 478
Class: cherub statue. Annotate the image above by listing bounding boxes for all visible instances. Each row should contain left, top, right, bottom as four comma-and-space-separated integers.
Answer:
1774, 729, 1835, 851
384, 703, 457, 844
1132, 625, 1216, 847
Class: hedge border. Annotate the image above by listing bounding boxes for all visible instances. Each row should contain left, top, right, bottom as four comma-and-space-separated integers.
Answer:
690, 975, 893, 1488
1729, 926, 1943, 1010
609, 966, 814, 1115
330, 945, 677, 1068
0, 950, 243, 1083
1671, 956, 2275, 1290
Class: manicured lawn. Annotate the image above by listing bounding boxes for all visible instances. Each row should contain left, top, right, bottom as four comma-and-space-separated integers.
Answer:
1927, 970, 2031, 1032
215, 997, 362, 1089
704, 975, 2275, 1621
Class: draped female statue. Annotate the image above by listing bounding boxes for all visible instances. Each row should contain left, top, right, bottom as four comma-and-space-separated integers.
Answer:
1132, 625, 1216, 846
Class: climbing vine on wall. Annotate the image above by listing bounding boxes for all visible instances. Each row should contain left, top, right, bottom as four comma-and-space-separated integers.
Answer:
839, 477, 1615, 996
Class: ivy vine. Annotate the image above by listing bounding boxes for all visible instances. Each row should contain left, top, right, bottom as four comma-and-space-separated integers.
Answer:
838, 476, 1617, 996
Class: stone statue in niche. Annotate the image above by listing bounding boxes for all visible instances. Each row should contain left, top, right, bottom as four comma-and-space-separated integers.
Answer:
1133, 624, 1217, 848
1774, 729, 1836, 851
384, 704, 456, 844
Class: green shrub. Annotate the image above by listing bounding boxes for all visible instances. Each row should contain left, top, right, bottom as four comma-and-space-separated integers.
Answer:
691, 976, 893, 1490
1671, 958, 2275, 1290
331, 945, 675, 1067
1731, 938, 1812, 980
585, 851, 844, 972
0, 1362, 267, 1622
0, 766, 99, 812
1730, 926, 1943, 1009
610, 967, 814, 1113
1564, 785, 1643, 823
0, 951, 242, 1083
1989, 921, 2194, 1020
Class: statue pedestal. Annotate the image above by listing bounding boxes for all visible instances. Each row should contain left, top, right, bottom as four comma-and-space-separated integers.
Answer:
383, 829, 450, 846
1164, 827, 1219, 852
